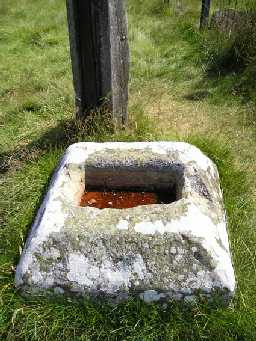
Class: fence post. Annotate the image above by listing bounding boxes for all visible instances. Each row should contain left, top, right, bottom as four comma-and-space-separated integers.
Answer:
66, 0, 129, 127
200, 0, 211, 29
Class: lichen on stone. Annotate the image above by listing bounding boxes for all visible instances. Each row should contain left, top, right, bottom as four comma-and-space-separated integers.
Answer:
15, 142, 235, 303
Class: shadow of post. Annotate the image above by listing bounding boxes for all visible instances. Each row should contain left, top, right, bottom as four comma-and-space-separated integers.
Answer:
0, 112, 114, 174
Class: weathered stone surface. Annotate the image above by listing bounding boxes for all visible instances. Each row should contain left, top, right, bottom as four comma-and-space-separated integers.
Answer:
16, 142, 235, 302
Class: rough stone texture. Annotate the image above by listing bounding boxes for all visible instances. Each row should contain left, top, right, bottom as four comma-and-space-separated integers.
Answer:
16, 142, 236, 303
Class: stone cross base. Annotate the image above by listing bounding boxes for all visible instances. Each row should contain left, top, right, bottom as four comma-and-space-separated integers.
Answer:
16, 142, 235, 303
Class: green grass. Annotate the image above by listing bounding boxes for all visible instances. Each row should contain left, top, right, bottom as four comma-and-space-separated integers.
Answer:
1, 0, 256, 340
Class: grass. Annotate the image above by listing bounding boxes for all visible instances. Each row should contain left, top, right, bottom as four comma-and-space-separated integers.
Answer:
1, 0, 256, 340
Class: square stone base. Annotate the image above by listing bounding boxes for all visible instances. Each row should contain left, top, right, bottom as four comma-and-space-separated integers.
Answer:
16, 142, 235, 303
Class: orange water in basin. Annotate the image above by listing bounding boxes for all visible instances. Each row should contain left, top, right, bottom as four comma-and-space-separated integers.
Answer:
80, 190, 172, 209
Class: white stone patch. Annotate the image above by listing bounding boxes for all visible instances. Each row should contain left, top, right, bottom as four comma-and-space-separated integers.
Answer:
170, 247, 177, 254
134, 220, 166, 234
116, 219, 129, 230
67, 253, 99, 286
140, 290, 166, 303
67, 253, 147, 294
54, 287, 64, 295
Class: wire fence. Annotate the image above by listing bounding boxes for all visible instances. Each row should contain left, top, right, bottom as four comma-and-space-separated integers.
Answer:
210, 0, 256, 33
165, 0, 256, 32
215, 0, 255, 11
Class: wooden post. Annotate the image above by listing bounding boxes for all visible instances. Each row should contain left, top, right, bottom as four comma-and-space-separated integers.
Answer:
66, 0, 129, 127
200, 0, 211, 29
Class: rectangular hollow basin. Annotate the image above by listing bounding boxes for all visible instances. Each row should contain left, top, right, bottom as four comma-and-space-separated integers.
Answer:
16, 142, 235, 303
79, 189, 175, 209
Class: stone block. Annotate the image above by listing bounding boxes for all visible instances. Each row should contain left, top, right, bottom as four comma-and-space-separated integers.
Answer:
16, 142, 235, 302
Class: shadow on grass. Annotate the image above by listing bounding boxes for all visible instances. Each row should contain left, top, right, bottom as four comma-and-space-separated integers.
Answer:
183, 89, 211, 101
0, 112, 114, 174
0, 103, 155, 175
198, 28, 256, 106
